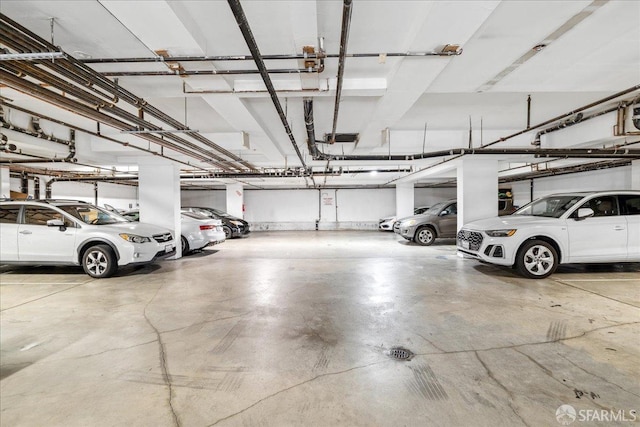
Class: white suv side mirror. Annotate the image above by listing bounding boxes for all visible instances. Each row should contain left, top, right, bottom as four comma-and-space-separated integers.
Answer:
47, 219, 66, 230
576, 207, 595, 220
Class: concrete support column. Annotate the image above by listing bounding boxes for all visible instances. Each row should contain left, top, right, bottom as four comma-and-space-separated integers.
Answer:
226, 183, 244, 218
632, 160, 640, 190
138, 158, 181, 257
457, 157, 498, 231
0, 167, 10, 198
395, 183, 414, 218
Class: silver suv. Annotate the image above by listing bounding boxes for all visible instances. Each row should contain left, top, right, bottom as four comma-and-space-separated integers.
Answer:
0, 200, 175, 278
395, 200, 458, 245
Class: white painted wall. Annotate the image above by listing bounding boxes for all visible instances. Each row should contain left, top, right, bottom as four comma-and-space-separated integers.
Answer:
181, 190, 226, 209
244, 189, 318, 230
31, 180, 138, 209
414, 187, 457, 208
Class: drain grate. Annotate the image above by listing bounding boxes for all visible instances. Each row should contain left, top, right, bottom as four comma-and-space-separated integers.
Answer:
389, 347, 414, 361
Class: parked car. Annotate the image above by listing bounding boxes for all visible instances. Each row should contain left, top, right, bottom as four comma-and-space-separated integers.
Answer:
378, 206, 430, 231
182, 206, 250, 239
457, 191, 640, 278
0, 200, 175, 278
180, 212, 226, 254
394, 200, 458, 245
122, 209, 225, 254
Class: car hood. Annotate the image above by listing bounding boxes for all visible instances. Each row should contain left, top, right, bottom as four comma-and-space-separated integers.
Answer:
462, 215, 561, 230
397, 213, 432, 223
100, 222, 172, 236
380, 215, 396, 222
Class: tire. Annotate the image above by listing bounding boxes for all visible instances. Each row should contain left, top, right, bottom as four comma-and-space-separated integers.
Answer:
515, 240, 558, 279
181, 236, 190, 255
223, 226, 232, 239
82, 244, 117, 278
414, 226, 436, 246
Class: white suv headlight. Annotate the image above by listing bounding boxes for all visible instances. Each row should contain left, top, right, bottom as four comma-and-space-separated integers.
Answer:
486, 229, 517, 237
119, 233, 151, 243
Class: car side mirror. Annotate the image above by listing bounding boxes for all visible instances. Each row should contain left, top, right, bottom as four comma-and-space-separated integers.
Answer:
439, 211, 447, 216
575, 207, 595, 221
47, 218, 66, 231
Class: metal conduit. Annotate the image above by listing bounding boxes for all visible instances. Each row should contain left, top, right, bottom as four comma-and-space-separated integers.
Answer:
0, 13, 257, 171
0, 101, 210, 172
0, 72, 234, 169
80, 51, 459, 64
483, 84, 640, 148
1, 63, 239, 171
329, 0, 353, 144
324, 147, 640, 162
226, 0, 307, 169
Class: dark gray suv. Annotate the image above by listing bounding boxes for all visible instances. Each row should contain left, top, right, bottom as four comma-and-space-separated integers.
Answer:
394, 200, 457, 245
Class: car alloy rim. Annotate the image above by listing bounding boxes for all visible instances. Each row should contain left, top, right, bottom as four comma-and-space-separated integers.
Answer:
523, 245, 554, 275
86, 251, 108, 276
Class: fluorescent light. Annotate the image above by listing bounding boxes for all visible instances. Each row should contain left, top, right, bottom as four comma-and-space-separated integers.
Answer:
121, 129, 199, 134
0, 52, 65, 61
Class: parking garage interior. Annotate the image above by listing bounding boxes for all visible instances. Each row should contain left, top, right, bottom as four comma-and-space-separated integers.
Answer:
1, 1, 639, 426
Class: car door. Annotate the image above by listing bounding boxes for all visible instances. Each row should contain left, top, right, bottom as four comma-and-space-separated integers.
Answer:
619, 194, 640, 261
566, 195, 627, 262
0, 204, 21, 261
437, 203, 458, 237
18, 206, 78, 263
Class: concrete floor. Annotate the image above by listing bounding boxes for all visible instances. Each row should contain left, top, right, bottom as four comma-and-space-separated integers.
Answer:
1, 231, 639, 427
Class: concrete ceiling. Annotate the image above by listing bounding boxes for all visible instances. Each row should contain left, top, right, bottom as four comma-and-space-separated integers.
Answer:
0, 0, 639, 189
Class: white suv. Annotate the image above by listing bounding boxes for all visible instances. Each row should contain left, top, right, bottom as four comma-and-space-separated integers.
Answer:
457, 191, 640, 278
0, 200, 176, 278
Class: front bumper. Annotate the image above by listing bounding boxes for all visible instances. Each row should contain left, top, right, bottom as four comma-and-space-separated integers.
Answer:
119, 240, 176, 266
456, 229, 515, 267
397, 225, 417, 239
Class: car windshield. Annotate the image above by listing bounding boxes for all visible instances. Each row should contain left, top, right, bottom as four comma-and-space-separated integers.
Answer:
414, 207, 429, 215
59, 204, 130, 225
425, 202, 447, 215
513, 195, 584, 218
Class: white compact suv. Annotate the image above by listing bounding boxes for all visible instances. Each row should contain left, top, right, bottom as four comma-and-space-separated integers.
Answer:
457, 191, 640, 278
0, 200, 176, 278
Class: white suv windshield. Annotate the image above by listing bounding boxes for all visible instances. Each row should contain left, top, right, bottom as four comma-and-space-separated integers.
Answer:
513, 195, 584, 218
58, 204, 130, 225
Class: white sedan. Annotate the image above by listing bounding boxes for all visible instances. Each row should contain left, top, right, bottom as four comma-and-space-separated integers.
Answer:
121, 210, 226, 255
180, 211, 225, 254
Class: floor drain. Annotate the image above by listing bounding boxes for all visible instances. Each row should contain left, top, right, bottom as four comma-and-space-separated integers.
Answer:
389, 347, 413, 361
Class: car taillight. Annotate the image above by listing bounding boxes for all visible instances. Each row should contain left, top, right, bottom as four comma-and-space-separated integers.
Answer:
200, 225, 214, 230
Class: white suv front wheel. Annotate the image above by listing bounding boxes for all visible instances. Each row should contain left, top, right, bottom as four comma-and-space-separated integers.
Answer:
82, 244, 117, 278
515, 240, 558, 279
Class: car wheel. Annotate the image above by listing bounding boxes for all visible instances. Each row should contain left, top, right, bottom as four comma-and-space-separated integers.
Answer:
414, 226, 436, 246
515, 240, 558, 279
181, 236, 190, 255
82, 244, 117, 278
223, 226, 232, 239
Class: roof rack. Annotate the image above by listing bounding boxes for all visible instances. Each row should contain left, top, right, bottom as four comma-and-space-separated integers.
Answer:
34, 199, 90, 204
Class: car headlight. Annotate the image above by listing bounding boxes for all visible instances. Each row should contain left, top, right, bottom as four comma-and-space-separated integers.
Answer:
119, 233, 151, 243
231, 220, 243, 226
405, 220, 417, 226
485, 229, 517, 237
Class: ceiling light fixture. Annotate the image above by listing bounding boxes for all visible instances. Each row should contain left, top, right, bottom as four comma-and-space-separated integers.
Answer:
121, 129, 199, 134
0, 52, 65, 61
